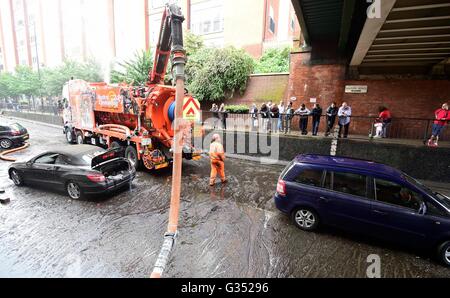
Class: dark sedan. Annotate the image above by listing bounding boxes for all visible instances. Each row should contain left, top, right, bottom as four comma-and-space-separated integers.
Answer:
0, 122, 29, 149
8, 145, 136, 200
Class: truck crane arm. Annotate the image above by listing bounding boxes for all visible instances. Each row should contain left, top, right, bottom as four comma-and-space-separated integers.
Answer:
149, 4, 185, 86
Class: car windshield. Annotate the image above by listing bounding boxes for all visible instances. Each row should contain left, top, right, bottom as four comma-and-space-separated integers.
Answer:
10, 123, 24, 131
405, 175, 450, 210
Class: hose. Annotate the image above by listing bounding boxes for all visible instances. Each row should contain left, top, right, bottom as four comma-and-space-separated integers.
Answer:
0, 143, 30, 162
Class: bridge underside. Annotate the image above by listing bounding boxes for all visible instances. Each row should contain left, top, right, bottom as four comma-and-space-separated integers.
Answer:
292, 0, 450, 77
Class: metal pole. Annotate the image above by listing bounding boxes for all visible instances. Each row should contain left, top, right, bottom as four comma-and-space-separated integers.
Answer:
150, 4, 186, 278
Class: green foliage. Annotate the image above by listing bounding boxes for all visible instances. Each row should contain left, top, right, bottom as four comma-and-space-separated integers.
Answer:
225, 105, 250, 114
254, 47, 291, 74
0, 60, 103, 100
184, 31, 204, 57
186, 47, 254, 102
110, 50, 153, 85
42, 60, 103, 97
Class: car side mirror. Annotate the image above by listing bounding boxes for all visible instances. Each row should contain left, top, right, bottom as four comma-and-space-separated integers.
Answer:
26, 161, 33, 167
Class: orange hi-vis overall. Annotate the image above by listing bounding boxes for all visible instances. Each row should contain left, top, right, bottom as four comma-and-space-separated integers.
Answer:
209, 141, 226, 185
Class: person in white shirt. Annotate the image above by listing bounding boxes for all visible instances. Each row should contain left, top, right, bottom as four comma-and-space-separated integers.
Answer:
295, 104, 311, 135
338, 102, 352, 138
278, 102, 286, 132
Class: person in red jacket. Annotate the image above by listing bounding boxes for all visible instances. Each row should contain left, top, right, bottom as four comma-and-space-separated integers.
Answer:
378, 106, 392, 138
427, 103, 449, 147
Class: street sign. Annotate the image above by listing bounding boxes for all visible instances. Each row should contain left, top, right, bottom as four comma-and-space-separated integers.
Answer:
345, 85, 368, 94
183, 97, 201, 122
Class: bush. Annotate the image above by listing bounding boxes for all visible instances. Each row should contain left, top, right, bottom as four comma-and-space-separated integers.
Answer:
187, 47, 254, 102
254, 47, 291, 74
225, 105, 250, 114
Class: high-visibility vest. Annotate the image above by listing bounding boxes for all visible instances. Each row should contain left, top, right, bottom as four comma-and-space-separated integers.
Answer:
210, 142, 225, 161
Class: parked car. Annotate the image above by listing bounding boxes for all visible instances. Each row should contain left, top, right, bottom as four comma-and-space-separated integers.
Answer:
0, 122, 29, 149
275, 154, 450, 266
8, 145, 136, 200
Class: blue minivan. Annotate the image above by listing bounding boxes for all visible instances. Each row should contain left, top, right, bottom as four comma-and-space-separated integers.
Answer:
275, 154, 450, 266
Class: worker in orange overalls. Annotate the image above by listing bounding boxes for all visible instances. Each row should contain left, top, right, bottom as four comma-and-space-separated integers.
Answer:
209, 134, 227, 186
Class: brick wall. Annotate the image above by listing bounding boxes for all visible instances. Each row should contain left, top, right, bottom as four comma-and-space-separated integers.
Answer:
224, 73, 289, 106
287, 51, 450, 138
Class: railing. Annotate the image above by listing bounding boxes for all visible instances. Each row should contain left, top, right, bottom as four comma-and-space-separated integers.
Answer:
0, 103, 62, 116
201, 111, 450, 142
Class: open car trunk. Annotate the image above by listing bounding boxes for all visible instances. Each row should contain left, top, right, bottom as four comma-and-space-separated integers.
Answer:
91, 147, 131, 180
97, 159, 131, 180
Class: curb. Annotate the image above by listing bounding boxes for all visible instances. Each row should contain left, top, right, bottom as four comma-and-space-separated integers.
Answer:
0, 115, 63, 130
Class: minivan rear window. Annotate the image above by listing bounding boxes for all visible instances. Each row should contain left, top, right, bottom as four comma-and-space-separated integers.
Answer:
280, 161, 295, 180
294, 169, 323, 188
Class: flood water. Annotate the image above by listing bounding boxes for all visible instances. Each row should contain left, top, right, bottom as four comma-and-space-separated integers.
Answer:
1, 116, 450, 278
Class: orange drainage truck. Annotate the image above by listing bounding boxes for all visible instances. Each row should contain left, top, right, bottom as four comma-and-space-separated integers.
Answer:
62, 79, 202, 171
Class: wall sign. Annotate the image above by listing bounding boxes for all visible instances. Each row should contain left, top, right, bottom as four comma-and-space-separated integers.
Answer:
345, 85, 368, 94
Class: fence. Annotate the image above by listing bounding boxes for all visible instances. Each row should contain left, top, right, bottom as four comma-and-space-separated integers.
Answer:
201, 111, 450, 141
0, 102, 62, 116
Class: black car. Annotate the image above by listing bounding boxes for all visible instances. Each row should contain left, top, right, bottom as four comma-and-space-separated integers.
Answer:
0, 122, 29, 149
8, 145, 136, 200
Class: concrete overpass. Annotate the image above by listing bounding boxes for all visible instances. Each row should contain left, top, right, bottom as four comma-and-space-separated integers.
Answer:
291, 0, 450, 77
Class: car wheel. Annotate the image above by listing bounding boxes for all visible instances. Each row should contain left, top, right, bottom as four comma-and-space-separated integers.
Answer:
9, 169, 25, 186
125, 146, 140, 170
437, 241, 450, 267
75, 131, 84, 145
291, 207, 320, 232
0, 138, 13, 149
65, 128, 75, 144
66, 181, 83, 200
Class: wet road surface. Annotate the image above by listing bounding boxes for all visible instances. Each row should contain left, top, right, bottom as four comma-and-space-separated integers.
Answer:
1, 117, 450, 278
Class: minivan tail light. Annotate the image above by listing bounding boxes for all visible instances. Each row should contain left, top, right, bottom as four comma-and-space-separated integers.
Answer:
277, 180, 287, 196
87, 173, 106, 183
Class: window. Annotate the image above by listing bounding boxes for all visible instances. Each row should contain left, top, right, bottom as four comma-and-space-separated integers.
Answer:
191, 0, 224, 36
333, 172, 367, 197
0, 126, 8, 132
374, 179, 423, 211
34, 154, 59, 165
294, 169, 323, 188
269, 6, 276, 33
55, 155, 70, 165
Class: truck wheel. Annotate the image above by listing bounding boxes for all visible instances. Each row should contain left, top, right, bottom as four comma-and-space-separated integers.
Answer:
75, 131, 84, 145
65, 128, 75, 144
110, 141, 122, 149
125, 146, 140, 170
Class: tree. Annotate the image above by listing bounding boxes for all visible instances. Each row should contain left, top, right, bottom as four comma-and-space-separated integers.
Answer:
254, 47, 291, 74
110, 50, 153, 85
184, 30, 204, 57
42, 59, 103, 97
186, 47, 254, 102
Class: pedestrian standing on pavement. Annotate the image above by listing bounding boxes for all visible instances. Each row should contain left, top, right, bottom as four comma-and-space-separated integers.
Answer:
427, 103, 449, 147
218, 103, 228, 130
284, 102, 294, 134
210, 103, 219, 129
295, 104, 310, 135
325, 102, 338, 137
278, 102, 286, 132
378, 106, 392, 138
250, 103, 259, 131
209, 134, 227, 186
311, 103, 323, 136
338, 102, 352, 138
270, 103, 280, 133
260, 103, 270, 132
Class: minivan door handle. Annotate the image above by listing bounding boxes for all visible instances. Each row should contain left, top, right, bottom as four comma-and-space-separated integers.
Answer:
373, 210, 389, 216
